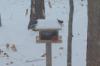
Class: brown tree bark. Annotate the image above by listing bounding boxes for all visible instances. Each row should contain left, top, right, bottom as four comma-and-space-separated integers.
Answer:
87, 0, 100, 66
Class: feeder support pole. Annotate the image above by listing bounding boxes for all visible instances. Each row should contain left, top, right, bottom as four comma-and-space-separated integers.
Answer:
46, 42, 52, 66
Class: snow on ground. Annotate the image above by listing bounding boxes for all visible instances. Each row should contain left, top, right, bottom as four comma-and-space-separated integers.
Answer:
0, 0, 88, 66
72, 0, 88, 66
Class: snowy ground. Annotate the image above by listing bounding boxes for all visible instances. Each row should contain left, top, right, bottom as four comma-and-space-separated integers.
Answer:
0, 0, 88, 66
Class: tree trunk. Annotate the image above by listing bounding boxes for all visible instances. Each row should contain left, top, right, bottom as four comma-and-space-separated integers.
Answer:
67, 0, 74, 66
87, 0, 100, 66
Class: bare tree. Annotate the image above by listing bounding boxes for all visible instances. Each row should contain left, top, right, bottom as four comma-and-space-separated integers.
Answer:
87, 0, 100, 66
67, 0, 74, 66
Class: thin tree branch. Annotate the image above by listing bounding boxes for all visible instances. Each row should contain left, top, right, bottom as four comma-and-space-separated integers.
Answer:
67, 0, 74, 66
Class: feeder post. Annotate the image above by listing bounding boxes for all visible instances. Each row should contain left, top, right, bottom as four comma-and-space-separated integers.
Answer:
46, 42, 52, 66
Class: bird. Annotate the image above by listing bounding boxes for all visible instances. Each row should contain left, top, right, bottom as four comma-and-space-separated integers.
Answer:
59, 47, 64, 50
48, 0, 52, 8
25, 9, 28, 16
0, 49, 3, 55
11, 44, 17, 52
6, 43, 10, 49
41, 53, 46, 57
28, 19, 38, 31
57, 19, 64, 27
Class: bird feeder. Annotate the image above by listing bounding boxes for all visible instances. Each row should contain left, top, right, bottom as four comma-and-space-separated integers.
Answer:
36, 28, 62, 66
36, 28, 62, 43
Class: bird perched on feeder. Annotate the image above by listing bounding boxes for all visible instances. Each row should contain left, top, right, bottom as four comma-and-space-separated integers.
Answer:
57, 19, 64, 27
